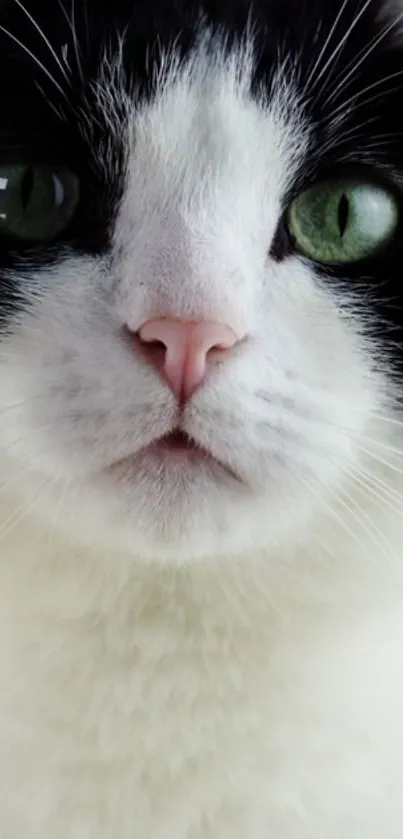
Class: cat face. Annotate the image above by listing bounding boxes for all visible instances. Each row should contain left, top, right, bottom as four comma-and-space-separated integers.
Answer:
0, 0, 402, 561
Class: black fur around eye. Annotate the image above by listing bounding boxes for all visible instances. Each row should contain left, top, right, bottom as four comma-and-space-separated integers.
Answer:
286, 177, 400, 265
0, 164, 80, 244
270, 216, 294, 262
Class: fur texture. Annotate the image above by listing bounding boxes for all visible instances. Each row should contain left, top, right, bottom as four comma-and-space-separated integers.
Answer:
1, 0, 403, 835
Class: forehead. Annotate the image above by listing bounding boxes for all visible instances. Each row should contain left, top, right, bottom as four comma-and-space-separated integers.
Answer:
0, 0, 387, 111
0, 1, 314, 217
0, 0, 393, 133
0, 0, 399, 231
110, 42, 307, 280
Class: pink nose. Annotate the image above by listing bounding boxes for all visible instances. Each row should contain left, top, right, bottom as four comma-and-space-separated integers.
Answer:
134, 317, 241, 400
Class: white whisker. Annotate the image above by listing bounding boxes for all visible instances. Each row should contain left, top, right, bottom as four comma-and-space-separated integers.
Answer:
369, 412, 403, 428
310, 0, 375, 96
336, 484, 398, 563
304, 0, 352, 90
35, 82, 67, 121
351, 433, 403, 461
310, 412, 403, 462
318, 115, 380, 155
0, 469, 47, 499
83, 0, 90, 53
356, 443, 403, 479
11, 0, 71, 84
349, 466, 403, 519
0, 477, 50, 546
297, 472, 369, 556
47, 474, 70, 552
327, 70, 403, 124
327, 8, 403, 107
56, 0, 85, 83
0, 24, 68, 99
352, 462, 403, 506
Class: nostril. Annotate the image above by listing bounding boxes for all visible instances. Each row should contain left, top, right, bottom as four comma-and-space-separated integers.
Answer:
143, 338, 166, 351
205, 344, 230, 369
139, 339, 167, 369
136, 335, 167, 369
124, 317, 245, 401
211, 341, 231, 352
122, 325, 166, 360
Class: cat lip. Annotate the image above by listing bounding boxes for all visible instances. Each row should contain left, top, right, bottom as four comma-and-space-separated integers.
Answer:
106, 429, 242, 482
145, 429, 209, 456
142, 430, 244, 483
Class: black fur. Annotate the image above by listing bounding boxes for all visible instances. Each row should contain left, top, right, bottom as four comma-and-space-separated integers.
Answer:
0, 0, 403, 358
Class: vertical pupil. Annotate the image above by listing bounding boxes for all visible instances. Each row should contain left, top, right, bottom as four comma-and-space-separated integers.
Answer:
338, 193, 349, 238
21, 166, 34, 212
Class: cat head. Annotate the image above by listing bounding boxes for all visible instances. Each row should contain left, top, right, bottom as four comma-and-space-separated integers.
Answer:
0, 0, 402, 562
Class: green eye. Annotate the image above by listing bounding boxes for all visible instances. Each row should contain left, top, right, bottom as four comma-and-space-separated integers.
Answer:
0, 164, 80, 243
287, 178, 399, 264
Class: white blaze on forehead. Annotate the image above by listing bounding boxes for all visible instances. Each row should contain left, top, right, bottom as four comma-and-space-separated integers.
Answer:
104, 36, 310, 329
0, 24, 377, 564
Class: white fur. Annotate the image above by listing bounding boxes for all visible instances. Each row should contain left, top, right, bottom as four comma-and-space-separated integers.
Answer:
1, 40, 403, 837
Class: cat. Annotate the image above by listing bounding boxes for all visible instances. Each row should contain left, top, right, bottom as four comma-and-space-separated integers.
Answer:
0, 0, 403, 835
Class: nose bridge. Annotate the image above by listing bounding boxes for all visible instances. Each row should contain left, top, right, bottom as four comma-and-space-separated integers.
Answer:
122, 233, 248, 337
116, 120, 252, 331
115, 151, 253, 345
156, 215, 249, 327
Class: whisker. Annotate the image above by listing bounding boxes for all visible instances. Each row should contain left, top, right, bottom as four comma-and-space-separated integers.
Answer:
55, 0, 85, 83
336, 484, 398, 562
65, 475, 85, 532
35, 82, 67, 121
327, 70, 403, 124
83, 0, 90, 54
350, 433, 403, 461
0, 424, 63, 456
317, 115, 380, 155
349, 466, 403, 518
304, 0, 353, 90
310, 0, 375, 96
355, 443, 403, 479
326, 8, 403, 106
0, 399, 36, 414
0, 469, 49, 499
11, 0, 71, 85
317, 414, 403, 464
307, 412, 403, 462
0, 24, 69, 99
47, 474, 70, 551
369, 412, 403, 428
0, 476, 51, 546
297, 471, 369, 556
351, 462, 403, 506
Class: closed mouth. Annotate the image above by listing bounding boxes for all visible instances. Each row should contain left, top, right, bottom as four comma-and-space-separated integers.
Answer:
105, 429, 242, 483
146, 429, 209, 456
145, 430, 243, 483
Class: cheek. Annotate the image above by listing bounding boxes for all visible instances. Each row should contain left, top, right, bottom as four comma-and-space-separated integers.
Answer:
0, 254, 382, 500
0, 266, 173, 474
252, 264, 382, 458
257, 261, 349, 383
0, 256, 388, 560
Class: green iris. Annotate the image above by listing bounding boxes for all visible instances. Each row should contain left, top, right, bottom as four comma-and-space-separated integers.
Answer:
0, 164, 80, 242
287, 178, 399, 264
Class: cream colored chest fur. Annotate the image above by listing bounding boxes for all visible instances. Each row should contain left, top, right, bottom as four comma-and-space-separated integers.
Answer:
1, 525, 403, 839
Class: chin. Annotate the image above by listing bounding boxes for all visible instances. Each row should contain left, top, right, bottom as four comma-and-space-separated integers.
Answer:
66, 460, 256, 563
25, 433, 329, 565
